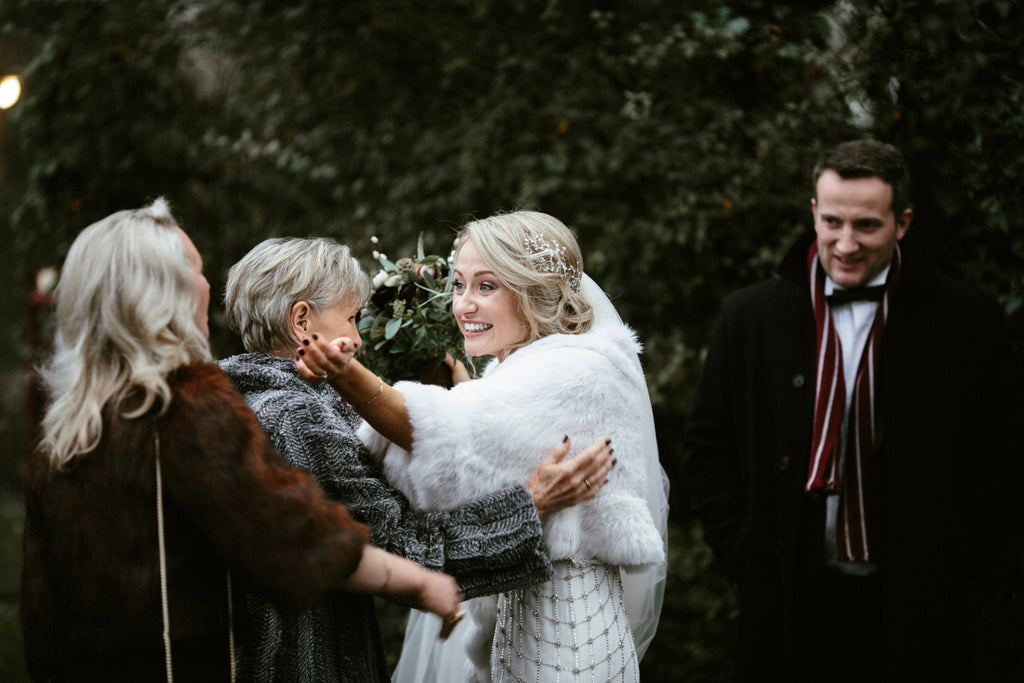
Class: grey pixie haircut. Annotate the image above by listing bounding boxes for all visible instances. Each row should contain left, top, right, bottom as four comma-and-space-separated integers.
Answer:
225, 236, 370, 354
455, 211, 593, 356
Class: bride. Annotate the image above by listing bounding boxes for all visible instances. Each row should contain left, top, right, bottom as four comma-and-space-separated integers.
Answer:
299, 211, 668, 682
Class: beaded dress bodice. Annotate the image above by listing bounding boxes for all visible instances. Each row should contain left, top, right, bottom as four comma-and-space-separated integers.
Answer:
491, 559, 638, 683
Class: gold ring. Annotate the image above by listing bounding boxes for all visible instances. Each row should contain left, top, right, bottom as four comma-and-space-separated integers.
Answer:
584, 478, 591, 490
447, 609, 466, 626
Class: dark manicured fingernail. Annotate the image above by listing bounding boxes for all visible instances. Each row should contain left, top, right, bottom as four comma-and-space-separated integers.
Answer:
298, 349, 305, 356
604, 438, 611, 445
562, 435, 569, 443
312, 333, 319, 340
611, 457, 617, 467
302, 339, 310, 346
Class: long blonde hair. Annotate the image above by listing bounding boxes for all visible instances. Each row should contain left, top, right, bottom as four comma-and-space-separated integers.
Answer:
39, 198, 212, 468
455, 211, 593, 357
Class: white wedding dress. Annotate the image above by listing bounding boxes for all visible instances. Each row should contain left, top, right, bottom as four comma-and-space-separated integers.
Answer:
490, 559, 638, 681
362, 276, 669, 683
394, 559, 639, 683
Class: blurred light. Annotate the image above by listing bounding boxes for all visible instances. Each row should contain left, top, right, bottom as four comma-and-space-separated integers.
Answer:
0, 75, 22, 110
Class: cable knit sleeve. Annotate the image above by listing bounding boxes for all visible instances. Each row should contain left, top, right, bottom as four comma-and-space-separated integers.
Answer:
254, 381, 551, 599
159, 364, 370, 611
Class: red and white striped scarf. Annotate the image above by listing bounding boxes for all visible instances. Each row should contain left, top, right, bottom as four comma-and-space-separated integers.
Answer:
804, 242, 899, 562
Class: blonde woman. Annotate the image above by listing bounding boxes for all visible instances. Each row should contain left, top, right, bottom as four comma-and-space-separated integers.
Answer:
300, 211, 669, 683
20, 200, 463, 682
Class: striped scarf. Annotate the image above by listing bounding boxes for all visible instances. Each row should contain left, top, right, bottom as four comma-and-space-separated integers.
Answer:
804, 242, 899, 562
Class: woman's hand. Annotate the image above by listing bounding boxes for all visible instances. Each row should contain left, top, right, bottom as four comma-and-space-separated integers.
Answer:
296, 334, 357, 381
297, 334, 415, 449
413, 570, 467, 640
343, 547, 465, 640
526, 436, 616, 517
444, 352, 472, 385
380, 555, 465, 640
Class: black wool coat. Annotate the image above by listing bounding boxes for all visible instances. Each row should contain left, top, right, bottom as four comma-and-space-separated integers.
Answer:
683, 233, 1024, 681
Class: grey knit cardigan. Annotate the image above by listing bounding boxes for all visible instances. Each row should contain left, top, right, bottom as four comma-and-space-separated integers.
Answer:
220, 353, 551, 683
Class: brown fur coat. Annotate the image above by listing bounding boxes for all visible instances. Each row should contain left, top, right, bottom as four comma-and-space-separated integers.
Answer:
21, 363, 369, 682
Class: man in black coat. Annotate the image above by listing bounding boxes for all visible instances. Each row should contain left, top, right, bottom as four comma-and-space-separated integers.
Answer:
683, 140, 1024, 681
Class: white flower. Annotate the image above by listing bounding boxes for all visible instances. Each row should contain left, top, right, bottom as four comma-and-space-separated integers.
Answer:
371, 235, 379, 245
372, 269, 388, 288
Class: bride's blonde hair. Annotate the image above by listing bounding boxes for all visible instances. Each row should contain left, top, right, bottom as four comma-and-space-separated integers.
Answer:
454, 211, 593, 357
39, 198, 212, 468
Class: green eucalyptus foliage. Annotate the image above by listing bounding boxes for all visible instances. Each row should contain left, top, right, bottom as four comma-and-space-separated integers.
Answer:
358, 234, 477, 385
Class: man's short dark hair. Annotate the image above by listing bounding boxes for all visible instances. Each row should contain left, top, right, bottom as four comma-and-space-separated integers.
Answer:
812, 140, 912, 215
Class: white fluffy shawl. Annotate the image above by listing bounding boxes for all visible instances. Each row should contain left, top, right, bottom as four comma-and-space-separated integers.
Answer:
359, 320, 664, 568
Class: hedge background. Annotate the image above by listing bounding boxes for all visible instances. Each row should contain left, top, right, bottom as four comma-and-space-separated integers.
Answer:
1, 1, 1021, 680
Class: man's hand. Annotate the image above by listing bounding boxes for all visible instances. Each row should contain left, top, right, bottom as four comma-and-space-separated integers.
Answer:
526, 436, 616, 517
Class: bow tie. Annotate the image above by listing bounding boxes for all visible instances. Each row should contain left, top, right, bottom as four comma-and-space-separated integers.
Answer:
826, 284, 887, 306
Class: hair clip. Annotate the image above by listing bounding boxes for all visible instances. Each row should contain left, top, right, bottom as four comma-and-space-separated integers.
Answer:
523, 232, 582, 291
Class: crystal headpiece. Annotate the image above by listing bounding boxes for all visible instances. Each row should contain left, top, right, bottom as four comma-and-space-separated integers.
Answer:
523, 231, 582, 292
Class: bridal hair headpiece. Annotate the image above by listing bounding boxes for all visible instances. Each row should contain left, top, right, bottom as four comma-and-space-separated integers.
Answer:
523, 231, 583, 292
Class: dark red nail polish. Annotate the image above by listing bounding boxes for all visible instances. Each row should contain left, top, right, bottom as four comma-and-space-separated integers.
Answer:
562, 435, 569, 443
605, 438, 611, 445
302, 339, 310, 346
611, 458, 617, 466
298, 349, 305, 356
312, 333, 319, 340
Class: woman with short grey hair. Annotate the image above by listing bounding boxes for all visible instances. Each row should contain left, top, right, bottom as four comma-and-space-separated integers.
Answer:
225, 236, 371, 355
219, 236, 614, 682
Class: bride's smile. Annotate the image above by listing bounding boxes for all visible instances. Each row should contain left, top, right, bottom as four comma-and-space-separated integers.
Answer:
452, 238, 527, 359
461, 321, 492, 333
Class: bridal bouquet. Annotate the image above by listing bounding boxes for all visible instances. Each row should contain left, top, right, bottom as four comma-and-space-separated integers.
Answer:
358, 234, 477, 386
